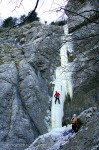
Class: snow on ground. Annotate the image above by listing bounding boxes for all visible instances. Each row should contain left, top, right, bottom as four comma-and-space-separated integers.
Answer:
47, 125, 75, 150
26, 125, 75, 150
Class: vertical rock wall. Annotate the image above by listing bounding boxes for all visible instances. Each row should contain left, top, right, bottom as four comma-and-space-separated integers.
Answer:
63, 0, 99, 121
0, 22, 63, 149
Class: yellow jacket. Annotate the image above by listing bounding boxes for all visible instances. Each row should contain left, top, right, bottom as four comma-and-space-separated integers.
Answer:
71, 116, 77, 124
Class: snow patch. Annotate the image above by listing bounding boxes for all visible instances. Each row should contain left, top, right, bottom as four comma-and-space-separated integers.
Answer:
26, 125, 75, 150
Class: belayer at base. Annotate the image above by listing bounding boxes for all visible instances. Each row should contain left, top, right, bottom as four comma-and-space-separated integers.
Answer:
71, 114, 78, 132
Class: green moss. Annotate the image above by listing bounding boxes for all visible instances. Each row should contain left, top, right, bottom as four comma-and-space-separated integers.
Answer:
0, 58, 11, 65
0, 59, 5, 65
15, 59, 20, 67
4, 49, 12, 54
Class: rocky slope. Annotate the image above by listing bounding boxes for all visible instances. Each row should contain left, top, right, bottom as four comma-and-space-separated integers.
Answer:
25, 107, 99, 150
61, 107, 99, 150
0, 22, 63, 150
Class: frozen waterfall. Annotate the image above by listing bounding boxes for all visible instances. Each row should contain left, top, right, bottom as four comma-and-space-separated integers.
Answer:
51, 25, 73, 129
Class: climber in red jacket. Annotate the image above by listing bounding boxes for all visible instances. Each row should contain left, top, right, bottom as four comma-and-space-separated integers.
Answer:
54, 91, 60, 104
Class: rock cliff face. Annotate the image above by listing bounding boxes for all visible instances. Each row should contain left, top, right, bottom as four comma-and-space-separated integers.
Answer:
0, 0, 99, 149
63, 0, 99, 120
0, 22, 63, 149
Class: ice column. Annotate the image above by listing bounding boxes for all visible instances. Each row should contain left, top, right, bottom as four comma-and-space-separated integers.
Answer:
51, 25, 73, 129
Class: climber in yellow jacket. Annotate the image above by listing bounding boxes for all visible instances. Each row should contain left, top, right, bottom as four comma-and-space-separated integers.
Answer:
71, 114, 78, 132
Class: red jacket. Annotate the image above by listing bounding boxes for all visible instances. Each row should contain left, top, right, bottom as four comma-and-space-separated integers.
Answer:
54, 92, 60, 97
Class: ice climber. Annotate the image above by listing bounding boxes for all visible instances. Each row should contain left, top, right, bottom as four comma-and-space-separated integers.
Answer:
54, 91, 60, 104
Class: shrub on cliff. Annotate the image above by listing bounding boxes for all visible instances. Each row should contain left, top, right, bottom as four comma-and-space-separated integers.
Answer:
24, 11, 39, 23
51, 20, 67, 26
2, 17, 17, 28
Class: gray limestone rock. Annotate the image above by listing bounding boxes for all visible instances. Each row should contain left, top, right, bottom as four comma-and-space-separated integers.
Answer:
61, 107, 99, 150
63, 0, 99, 119
0, 22, 63, 149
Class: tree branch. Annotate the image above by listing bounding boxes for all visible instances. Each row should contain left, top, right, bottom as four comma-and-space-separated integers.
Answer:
19, 0, 40, 25
58, 7, 99, 24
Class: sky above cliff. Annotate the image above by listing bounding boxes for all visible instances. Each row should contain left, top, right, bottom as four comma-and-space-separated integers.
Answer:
0, 0, 68, 23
